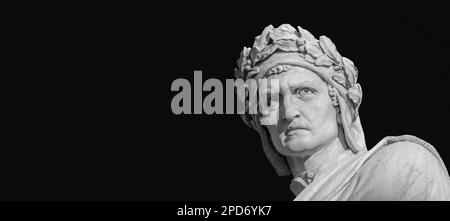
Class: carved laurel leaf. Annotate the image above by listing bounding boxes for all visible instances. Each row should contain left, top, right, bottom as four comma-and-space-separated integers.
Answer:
276, 43, 299, 52
278, 24, 297, 32
347, 85, 362, 106
247, 66, 260, 78
298, 45, 306, 53
305, 44, 323, 58
296, 38, 306, 47
315, 55, 333, 67
253, 25, 273, 52
333, 65, 343, 71
255, 44, 277, 63
250, 47, 259, 63
350, 84, 361, 99
270, 27, 298, 43
332, 72, 347, 86
319, 36, 343, 64
305, 54, 315, 63
297, 26, 317, 43
275, 39, 295, 45
343, 57, 357, 84
344, 66, 355, 86
237, 47, 249, 70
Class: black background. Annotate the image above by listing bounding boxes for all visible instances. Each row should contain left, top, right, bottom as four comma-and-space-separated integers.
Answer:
3, 3, 449, 201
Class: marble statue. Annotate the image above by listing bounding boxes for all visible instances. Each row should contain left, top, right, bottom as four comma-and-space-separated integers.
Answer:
235, 24, 450, 200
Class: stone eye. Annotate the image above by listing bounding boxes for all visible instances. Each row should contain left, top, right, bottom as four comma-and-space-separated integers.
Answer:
293, 88, 314, 97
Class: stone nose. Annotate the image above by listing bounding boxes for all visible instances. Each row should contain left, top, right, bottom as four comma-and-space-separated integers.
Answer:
282, 96, 301, 122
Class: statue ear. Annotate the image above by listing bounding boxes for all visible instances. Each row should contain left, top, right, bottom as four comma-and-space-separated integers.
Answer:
328, 84, 341, 123
332, 96, 340, 125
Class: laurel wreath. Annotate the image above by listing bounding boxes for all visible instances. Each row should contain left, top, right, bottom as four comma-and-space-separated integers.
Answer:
235, 24, 362, 111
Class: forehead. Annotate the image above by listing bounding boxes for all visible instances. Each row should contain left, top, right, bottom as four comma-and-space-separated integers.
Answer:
265, 66, 323, 83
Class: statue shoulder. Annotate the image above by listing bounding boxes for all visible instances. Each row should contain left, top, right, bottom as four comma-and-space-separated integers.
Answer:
366, 135, 447, 175
350, 135, 450, 200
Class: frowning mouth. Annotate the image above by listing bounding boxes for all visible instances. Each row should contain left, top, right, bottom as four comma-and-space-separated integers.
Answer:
286, 129, 308, 136
285, 126, 309, 137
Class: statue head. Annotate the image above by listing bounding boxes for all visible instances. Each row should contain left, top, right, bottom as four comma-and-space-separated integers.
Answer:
235, 24, 366, 176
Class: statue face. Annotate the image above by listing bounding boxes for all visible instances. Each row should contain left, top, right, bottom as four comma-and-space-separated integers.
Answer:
263, 66, 339, 158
